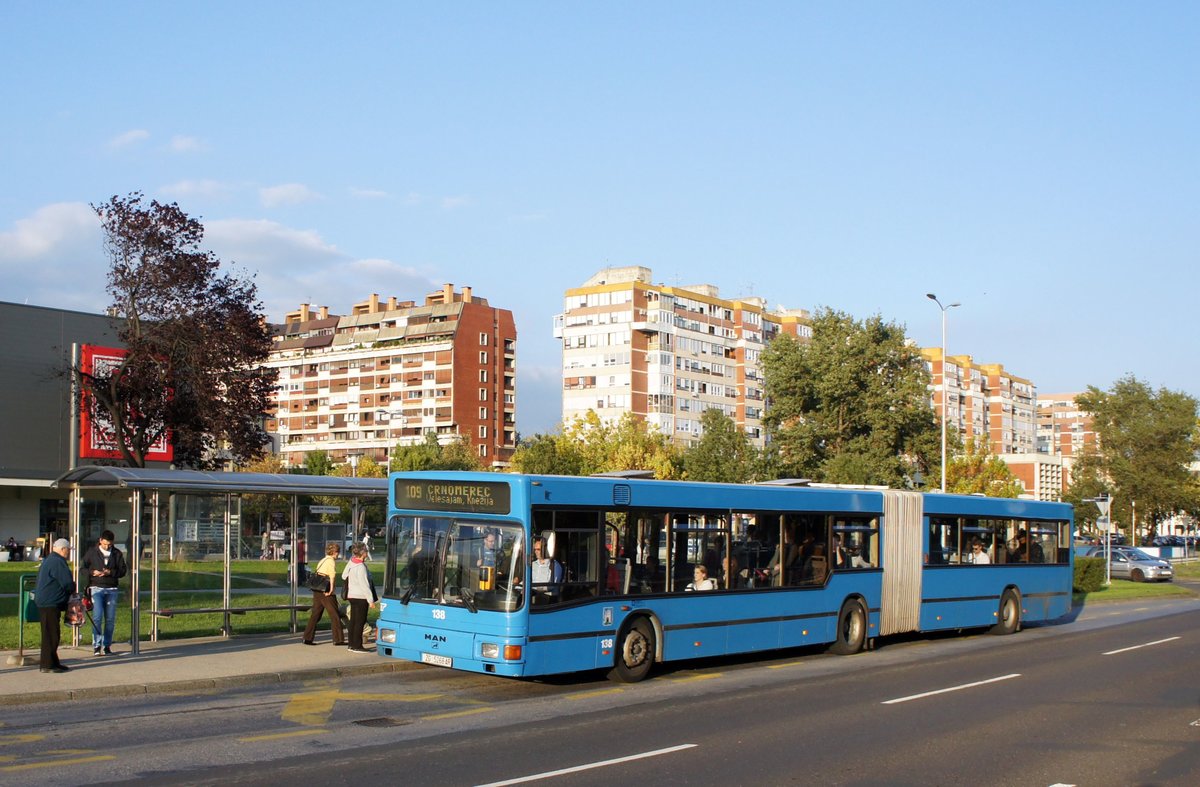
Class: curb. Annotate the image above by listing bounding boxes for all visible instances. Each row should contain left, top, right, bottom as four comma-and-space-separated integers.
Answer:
0, 660, 417, 707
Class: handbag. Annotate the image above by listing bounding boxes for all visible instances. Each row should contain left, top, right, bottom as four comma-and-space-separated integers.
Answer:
306, 571, 330, 593
65, 593, 86, 626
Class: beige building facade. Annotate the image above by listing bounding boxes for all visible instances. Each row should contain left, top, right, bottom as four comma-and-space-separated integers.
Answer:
556, 266, 810, 447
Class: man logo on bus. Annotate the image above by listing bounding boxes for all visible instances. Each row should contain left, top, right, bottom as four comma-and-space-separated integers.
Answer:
424, 633, 447, 643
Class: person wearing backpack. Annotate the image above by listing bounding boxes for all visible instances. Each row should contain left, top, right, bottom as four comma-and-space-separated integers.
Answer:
35, 538, 76, 673
81, 529, 128, 656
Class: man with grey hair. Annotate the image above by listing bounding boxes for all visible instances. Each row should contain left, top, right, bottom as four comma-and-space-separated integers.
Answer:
35, 538, 76, 673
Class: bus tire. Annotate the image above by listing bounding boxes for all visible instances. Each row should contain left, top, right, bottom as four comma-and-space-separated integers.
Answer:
829, 599, 867, 655
990, 589, 1021, 635
608, 618, 655, 683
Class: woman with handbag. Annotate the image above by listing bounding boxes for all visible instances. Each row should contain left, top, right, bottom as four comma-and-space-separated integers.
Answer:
341, 543, 377, 653
301, 543, 345, 646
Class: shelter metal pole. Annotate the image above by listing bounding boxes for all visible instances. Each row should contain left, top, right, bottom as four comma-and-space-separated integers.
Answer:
223, 492, 232, 637
291, 495, 299, 633
129, 489, 142, 654
70, 487, 82, 647
151, 490, 160, 643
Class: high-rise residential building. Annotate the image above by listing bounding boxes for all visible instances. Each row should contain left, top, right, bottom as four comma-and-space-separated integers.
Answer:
921, 350, 1037, 456
1036, 392, 1097, 457
265, 285, 516, 470
555, 266, 811, 447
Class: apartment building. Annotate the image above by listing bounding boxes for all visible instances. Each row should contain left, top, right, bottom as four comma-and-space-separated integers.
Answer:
555, 266, 811, 447
922, 350, 1037, 456
265, 285, 516, 470
1036, 392, 1097, 457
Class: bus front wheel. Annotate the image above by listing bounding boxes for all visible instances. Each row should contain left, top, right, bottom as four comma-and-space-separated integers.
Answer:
990, 589, 1021, 635
829, 599, 867, 655
608, 618, 655, 683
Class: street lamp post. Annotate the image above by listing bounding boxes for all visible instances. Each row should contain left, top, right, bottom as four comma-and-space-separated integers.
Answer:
926, 293, 960, 493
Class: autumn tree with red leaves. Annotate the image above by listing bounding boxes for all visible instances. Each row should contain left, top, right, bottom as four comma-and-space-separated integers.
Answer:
74, 192, 278, 468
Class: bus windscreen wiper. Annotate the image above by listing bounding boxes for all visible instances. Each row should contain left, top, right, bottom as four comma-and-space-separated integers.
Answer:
460, 588, 478, 613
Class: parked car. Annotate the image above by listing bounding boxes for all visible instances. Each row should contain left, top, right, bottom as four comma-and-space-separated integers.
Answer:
1084, 546, 1174, 582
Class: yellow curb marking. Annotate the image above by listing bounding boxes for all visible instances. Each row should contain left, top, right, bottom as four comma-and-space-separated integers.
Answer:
567, 688, 625, 700
1, 755, 115, 772
240, 728, 328, 742
422, 706, 495, 721
666, 672, 721, 682
0, 734, 44, 744
281, 689, 443, 726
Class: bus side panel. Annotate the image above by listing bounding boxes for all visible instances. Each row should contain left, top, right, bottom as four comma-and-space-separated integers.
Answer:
920, 566, 1072, 631
527, 603, 619, 675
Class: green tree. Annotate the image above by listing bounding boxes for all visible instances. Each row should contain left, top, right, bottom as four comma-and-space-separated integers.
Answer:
389, 433, 484, 472
946, 438, 1024, 497
1071, 376, 1200, 541
683, 408, 757, 483
761, 309, 939, 487
304, 449, 336, 476
511, 432, 585, 475
512, 411, 682, 478
75, 192, 277, 468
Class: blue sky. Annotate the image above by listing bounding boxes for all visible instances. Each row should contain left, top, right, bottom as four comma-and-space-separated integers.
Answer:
3, 3, 1197, 436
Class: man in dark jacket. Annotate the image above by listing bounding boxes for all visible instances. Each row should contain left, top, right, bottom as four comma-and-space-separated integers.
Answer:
35, 538, 75, 673
81, 529, 127, 656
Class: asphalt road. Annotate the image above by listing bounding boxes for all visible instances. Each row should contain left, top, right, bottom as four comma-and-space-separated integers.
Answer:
4, 599, 1198, 786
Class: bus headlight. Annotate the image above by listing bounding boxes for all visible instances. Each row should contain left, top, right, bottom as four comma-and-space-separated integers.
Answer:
379, 628, 396, 644
481, 642, 500, 659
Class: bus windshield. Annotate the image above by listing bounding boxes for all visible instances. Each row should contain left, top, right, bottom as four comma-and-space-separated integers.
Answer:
389, 515, 525, 613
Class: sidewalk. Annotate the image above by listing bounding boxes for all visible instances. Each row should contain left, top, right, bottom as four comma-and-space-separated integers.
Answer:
0, 632, 413, 706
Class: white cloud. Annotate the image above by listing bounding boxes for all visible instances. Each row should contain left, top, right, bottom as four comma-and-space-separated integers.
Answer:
168, 135, 206, 153
107, 129, 150, 150
402, 192, 426, 206
0, 203, 107, 311
441, 195, 472, 210
159, 179, 236, 200
259, 183, 321, 208
350, 187, 389, 199
203, 219, 437, 321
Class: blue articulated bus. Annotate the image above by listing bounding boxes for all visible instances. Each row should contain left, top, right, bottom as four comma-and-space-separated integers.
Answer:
375, 472, 1073, 682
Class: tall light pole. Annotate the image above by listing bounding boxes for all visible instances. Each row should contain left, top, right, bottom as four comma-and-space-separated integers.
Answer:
927, 293, 960, 493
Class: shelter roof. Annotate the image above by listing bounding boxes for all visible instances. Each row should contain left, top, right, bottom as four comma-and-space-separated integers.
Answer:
53, 466, 387, 497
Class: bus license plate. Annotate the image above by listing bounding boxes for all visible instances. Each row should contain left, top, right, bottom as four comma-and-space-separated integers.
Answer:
421, 652, 452, 668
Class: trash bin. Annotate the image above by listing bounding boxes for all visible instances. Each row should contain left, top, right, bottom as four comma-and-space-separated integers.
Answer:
21, 574, 39, 622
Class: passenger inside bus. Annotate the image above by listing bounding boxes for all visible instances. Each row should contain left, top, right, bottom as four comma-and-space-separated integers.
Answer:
529, 536, 563, 603
685, 565, 717, 591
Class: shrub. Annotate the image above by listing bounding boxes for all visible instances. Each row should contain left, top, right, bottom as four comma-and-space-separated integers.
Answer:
1074, 557, 1107, 593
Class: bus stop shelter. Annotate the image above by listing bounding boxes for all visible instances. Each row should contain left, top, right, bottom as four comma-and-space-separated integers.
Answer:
52, 466, 388, 654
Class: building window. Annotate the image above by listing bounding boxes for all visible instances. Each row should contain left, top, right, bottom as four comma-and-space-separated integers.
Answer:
478, 444, 488, 457
480, 388, 489, 401
479, 351, 488, 364
479, 332, 489, 346
479, 425, 488, 438
479, 370, 488, 382
479, 407, 488, 419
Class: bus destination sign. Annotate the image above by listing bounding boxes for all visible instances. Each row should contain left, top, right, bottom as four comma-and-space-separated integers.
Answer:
393, 480, 511, 515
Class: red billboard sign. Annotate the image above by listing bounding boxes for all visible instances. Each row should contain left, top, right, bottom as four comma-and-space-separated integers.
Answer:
79, 344, 173, 462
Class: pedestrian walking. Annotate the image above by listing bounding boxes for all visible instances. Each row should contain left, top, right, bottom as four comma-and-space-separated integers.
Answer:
34, 538, 75, 673
81, 529, 127, 656
341, 543, 377, 653
301, 543, 345, 646
361, 529, 372, 561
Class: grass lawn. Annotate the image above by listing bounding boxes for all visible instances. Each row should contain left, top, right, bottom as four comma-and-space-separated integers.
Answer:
0, 560, 383, 651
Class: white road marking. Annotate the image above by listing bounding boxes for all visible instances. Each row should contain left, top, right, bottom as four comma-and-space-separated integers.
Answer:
882, 674, 1021, 705
475, 744, 698, 786
1102, 636, 1180, 656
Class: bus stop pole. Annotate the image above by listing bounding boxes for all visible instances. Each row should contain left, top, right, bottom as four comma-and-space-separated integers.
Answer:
151, 491, 161, 643
69, 486, 82, 648
223, 492, 232, 637
290, 495, 299, 633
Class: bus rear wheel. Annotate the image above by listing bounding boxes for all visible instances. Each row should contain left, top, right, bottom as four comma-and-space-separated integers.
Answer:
990, 589, 1021, 635
608, 618, 655, 683
829, 599, 867, 655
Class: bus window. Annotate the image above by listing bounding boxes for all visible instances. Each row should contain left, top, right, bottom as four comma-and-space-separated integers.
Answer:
832, 515, 878, 571
669, 512, 728, 592
928, 516, 958, 564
